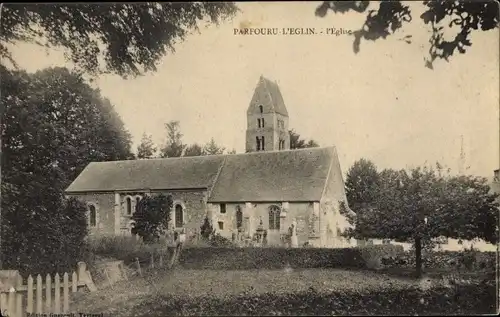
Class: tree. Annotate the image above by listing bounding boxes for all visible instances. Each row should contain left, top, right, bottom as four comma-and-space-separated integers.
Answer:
343, 164, 499, 277
184, 143, 205, 157
132, 194, 173, 244
289, 130, 320, 149
203, 138, 225, 155
1, 66, 132, 273
315, 1, 499, 69
345, 158, 380, 213
137, 133, 157, 159
0, 3, 238, 78
200, 215, 215, 240
160, 120, 186, 158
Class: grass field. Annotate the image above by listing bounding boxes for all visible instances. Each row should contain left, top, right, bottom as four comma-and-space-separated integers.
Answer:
70, 267, 495, 316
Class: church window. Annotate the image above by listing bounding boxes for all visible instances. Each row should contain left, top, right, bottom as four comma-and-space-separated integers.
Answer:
262, 118, 265, 127
126, 197, 132, 216
259, 105, 263, 113
175, 204, 184, 228
236, 206, 243, 229
256, 137, 261, 151
220, 203, 226, 214
135, 196, 141, 213
279, 139, 285, 150
257, 118, 261, 128
218, 221, 224, 230
261, 136, 265, 151
268, 205, 280, 230
88, 204, 97, 227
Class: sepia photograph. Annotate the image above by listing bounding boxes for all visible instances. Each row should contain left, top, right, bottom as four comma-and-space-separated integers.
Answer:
0, 1, 499, 316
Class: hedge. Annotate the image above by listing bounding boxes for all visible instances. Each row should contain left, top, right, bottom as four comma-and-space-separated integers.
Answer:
384, 250, 497, 271
85, 236, 172, 266
130, 281, 496, 316
178, 245, 404, 270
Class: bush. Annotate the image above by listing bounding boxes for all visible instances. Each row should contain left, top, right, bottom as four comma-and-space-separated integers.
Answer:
132, 194, 173, 243
1, 196, 88, 277
86, 235, 170, 266
356, 244, 405, 270
130, 281, 496, 316
387, 250, 496, 271
178, 245, 403, 270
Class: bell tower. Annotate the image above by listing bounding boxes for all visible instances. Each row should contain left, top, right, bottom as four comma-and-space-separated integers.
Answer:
245, 75, 290, 152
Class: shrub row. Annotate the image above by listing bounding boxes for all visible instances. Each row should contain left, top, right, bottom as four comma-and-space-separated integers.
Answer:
385, 250, 497, 271
85, 236, 172, 266
130, 282, 496, 316
178, 244, 404, 270
86, 236, 495, 273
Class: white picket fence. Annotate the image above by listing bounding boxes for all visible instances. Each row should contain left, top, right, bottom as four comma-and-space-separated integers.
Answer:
0, 262, 95, 317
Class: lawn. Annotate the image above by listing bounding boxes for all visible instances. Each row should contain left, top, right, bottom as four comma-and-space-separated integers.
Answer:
70, 267, 495, 316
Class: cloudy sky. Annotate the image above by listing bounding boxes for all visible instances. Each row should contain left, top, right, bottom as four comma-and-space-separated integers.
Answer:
9, 2, 499, 177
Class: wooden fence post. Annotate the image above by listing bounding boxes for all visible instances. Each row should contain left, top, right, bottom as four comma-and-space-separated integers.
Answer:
159, 253, 164, 267
135, 258, 142, 276
63, 273, 69, 313
45, 274, 51, 312
7, 288, 15, 317
26, 275, 33, 314
16, 276, 22, 317
36, 274, 42, 313
150, 253, 155, 269
72, 272, 78, 293
0, 292, 7, 316
54, 273, 60, 314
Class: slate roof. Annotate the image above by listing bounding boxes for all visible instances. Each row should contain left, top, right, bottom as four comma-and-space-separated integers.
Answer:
65, 155, 225, 192
208, 147, 335, 202
261, 76, 289, 117
65, 147, 343, 203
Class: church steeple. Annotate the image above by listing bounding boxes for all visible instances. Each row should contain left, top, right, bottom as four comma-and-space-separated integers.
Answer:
245, 75, 290, 152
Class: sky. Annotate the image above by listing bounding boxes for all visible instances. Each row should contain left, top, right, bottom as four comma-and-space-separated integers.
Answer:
7, 2, 499, 178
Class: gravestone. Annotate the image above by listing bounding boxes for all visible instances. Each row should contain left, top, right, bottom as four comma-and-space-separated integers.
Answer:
0, 270, 20, 292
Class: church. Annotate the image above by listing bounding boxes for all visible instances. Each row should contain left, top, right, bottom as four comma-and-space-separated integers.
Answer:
65, 75, 356, 248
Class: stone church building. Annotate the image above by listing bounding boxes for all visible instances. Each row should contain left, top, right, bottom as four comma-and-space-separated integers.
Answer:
66, 75, 355, 248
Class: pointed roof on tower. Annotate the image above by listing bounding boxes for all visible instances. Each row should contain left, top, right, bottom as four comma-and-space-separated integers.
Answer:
248, 75, 289, 117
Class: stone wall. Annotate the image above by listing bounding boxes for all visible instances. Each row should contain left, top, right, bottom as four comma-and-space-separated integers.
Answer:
162, 190, 208, 235
70, 189, 209, 238
208, 202, 311, 246
318, 147, 355, 248
68, 193, 115, 236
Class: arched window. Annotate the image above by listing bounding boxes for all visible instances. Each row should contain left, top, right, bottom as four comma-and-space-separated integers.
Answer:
261, 136, 265, 151
262, 118, 265, 127
126, 197, 132, 216
135, 196, 141, 213
88, 204, 97, 227
268, 205, 280, 230
256, 137, 261, 151
236, 205, 243, 229
259, 105, 263, 113
175, 204, 184, 228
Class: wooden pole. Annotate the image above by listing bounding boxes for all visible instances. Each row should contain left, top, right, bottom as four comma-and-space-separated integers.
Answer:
135, 257, 142, 276
0, 3, 5, 270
